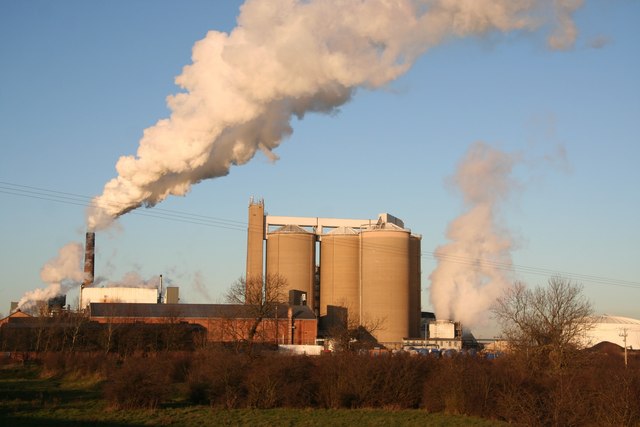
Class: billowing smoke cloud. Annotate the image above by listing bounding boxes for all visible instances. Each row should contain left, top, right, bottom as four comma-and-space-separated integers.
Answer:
17, 242, 84, 311
87, 0, 583, 229
429, 142, 519, 328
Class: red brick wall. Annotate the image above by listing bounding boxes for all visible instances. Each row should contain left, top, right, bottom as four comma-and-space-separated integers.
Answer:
91, 315, 316, 345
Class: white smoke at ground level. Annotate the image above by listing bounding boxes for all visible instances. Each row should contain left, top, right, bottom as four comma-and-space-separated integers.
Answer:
17, 242, 84, 312
86, 0, 584, 230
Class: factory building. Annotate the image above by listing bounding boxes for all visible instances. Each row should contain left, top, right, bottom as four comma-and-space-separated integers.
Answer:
6, 201, 420, 349
245, 199, 422, 346
88, 303, 317, 345
70, 231, 316, 346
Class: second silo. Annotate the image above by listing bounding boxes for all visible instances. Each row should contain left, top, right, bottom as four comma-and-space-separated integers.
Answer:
266, 225, 316, 309
360, 223, 410, 345
320, 227, 360, 322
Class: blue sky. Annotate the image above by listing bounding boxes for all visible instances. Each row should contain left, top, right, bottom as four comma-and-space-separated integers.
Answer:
1, 1, 638, 335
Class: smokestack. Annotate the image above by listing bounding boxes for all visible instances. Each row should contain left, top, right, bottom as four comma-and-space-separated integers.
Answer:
82, 231, 95, 289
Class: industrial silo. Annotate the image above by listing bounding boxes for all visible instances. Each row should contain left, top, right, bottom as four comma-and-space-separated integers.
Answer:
409, 234, 422, 338
266, 225, 316, 309
360, 224, 411, 345
319, 227, 361, 322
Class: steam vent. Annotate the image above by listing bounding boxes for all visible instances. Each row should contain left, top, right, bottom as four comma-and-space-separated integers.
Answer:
246, 198, 422, 345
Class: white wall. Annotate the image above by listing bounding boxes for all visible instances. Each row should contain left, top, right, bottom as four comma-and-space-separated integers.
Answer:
81, 287, 158, 308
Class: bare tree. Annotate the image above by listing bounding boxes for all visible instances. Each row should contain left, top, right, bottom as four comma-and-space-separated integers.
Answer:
225, 274, 288, 351
63, 310, 89, 353
492, 276, 594, 368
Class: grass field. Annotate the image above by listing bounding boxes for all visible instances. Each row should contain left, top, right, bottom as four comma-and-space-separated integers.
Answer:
0, 363, 501, 426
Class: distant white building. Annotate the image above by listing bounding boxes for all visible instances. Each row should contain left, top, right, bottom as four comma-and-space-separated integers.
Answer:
583, 315, 640, 350
81, 287, 158, 309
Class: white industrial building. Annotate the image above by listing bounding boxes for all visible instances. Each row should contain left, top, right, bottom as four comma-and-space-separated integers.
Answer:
80, 287, 158, 309
583, 315, 640, 350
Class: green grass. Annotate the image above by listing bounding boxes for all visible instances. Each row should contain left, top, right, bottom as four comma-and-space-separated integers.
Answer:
0, 363, 502, 427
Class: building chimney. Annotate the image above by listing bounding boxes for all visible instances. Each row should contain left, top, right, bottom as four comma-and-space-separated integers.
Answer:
82, 231, 95, 289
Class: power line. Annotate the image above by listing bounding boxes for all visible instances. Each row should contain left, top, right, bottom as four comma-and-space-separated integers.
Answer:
0, 181, 247, 231
2, 180, 638, 290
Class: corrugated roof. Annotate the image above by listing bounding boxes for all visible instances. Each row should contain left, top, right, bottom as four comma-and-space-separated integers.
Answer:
89, 303, 316, 320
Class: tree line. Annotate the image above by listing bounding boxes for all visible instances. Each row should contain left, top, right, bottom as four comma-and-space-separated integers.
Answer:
0, 313, 205, 354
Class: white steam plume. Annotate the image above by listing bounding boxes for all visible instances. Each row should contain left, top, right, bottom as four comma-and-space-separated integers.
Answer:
17, 242, 85, 311
87, 0, 583, 229
100, 272, 164, 289
429, 142, 519, 328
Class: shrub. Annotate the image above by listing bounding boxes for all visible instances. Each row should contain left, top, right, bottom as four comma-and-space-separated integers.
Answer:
246, 355, 317, 408
315, 353, 430, 409
104, 355, 171, 409
374, 354, 429, 409
186, 350, 249, 408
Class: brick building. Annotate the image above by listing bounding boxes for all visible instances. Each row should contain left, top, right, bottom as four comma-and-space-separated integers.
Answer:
89, 302, 317, 345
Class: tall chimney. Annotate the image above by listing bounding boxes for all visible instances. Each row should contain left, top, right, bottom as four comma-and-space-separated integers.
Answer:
82, 231, 95, 289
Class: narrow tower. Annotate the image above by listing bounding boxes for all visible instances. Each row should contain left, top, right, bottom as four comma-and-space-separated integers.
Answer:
82, 231, 95, 288
80, 231, 95, 310
246, 198, 265, 300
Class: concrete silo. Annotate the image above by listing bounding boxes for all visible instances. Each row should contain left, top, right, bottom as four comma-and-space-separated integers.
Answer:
319, 227, 360, 322
360, 224, 411, 345
266, 225, 316, 309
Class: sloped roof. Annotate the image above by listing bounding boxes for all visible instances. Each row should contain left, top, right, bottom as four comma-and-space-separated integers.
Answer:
591, 315, 640, 325
89, 303, 316, 320
0, 310, 33, 325
271, 224, 311, 234
6, 310, 32, 319
326, 226, 359, 235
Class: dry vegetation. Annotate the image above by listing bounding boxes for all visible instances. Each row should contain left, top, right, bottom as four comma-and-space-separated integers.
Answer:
1, 347, 638, 426
2, 278, 638, 426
